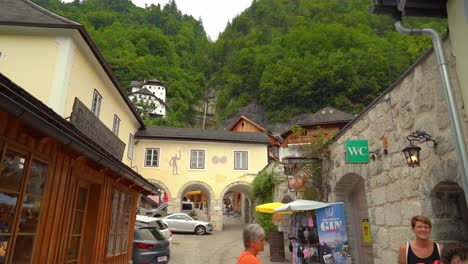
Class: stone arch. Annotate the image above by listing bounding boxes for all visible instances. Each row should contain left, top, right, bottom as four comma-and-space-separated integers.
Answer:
177, 181, 215, 204
148, 179, 172, 198
333, 172, 366, 200
419, 159, 464, 197
425, 181, 468, 243
331, 164, 370, 201
281, 195, 294, 203
219, 181, 251, 199
220, 181, 253, 227
333, 172, 374, 264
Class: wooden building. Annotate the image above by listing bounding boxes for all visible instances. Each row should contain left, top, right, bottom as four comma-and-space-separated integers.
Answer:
229, 115, 283, 161
280, 107, 354, 159
0, 74, 158, 263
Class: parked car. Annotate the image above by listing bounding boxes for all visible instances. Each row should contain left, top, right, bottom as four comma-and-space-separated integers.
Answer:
133, 222, 170, 264
161, 213, 213, 235
146, 203, 168, 217
136, 215, 172, 241
146, 202, 195, 217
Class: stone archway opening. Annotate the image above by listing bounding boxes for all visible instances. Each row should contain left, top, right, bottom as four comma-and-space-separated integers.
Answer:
220, 182, 252, 230
334, 173, 374, 264
430, 181, 468, 244
176, 181, 215, 221
137, 180, 171, 216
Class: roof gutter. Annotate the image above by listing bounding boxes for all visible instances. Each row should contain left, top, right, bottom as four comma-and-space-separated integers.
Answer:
0, 77, 158, 195
393, 11, 468, 204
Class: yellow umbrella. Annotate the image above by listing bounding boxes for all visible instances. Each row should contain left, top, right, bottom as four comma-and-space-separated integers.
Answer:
256, 202, 290, 214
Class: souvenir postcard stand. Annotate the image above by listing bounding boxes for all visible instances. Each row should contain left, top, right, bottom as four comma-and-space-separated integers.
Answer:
289, 210, 320, 264
288, 203, 351, 264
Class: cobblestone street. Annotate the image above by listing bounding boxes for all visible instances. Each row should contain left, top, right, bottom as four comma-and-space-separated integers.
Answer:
169, 216, 291, 264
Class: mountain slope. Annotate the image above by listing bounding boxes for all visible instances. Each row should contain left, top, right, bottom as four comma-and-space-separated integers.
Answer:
211, 0, 446, 123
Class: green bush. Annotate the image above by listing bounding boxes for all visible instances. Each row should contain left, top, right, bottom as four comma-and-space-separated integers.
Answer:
255, 212, 276, 241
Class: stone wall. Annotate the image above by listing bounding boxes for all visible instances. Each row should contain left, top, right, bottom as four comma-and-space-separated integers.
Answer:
327, 38, 468, 263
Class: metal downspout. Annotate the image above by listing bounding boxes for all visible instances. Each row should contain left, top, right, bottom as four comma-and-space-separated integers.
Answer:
394, 18, 468, 203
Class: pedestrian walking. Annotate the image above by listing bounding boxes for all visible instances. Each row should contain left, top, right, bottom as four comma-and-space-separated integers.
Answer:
398, 215, 443, 264
237, 224, 266, 264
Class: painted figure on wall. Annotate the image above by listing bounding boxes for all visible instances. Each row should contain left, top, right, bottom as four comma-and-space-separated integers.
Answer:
169, 150, 181, 175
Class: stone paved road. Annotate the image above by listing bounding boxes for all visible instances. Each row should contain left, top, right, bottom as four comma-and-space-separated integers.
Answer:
169, 216, 291, 264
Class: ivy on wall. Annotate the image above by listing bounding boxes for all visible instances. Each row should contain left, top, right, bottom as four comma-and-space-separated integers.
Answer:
251, 170, 280, 239
292, 127, 333, 202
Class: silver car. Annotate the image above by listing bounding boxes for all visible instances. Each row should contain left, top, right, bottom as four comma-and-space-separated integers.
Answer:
136, 215, 173, 241
161, 213, 213, 235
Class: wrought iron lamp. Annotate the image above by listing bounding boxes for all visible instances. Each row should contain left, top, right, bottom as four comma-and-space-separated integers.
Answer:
402, 130, 438, 167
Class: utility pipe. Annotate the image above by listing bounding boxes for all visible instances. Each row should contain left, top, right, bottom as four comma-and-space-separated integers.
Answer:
394, 17, 468, 203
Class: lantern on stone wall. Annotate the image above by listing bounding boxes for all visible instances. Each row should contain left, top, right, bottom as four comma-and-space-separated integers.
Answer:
402, 130, 437, 167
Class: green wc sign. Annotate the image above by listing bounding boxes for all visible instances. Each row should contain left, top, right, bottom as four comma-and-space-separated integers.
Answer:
345, 140, 370, 163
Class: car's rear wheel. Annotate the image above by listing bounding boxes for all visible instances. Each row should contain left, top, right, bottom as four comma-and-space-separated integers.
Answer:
195, 225, 206, 235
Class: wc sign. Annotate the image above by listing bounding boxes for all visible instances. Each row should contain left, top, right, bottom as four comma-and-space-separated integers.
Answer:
345, 140, 370, 163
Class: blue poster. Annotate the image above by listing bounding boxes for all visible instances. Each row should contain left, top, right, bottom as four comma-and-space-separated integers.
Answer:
315, 203, 352, 264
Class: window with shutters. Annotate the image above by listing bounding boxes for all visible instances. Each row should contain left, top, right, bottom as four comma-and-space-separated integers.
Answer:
234, 151, 248, 170
112, 115, 120, 136
91, 90, 102, 117
190, 150, 205, 169
127, 134, 134, 160
144, 148, 159, 167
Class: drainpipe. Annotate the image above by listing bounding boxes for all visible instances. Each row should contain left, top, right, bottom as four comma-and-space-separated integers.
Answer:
393, 13, 468, 203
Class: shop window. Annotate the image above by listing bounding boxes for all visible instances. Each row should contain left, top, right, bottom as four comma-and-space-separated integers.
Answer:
107, 189, 132, 257
0, 146, 48, 263
234, 151, 248, 170
144, 148, 159, 167
190, 150, 205, 169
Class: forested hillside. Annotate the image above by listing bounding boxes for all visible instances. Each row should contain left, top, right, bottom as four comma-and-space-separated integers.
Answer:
34, 0, 446, 126
212, 0, 446, 123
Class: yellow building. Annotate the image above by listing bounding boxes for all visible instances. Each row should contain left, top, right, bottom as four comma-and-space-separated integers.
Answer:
0, 1, 159, 263
133, 127, 269, 230
0, 0, 143, 167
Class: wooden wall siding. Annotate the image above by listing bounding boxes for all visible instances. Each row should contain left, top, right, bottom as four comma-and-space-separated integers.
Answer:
0, 112, 141, 264
232, 121, 261, 133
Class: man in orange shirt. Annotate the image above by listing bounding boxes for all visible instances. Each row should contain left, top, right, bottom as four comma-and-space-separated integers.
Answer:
237, 224, 266, 264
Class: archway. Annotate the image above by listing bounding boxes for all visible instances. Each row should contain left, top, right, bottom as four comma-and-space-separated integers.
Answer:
334, 173, 374, 264
136, 180, 172, 215
429, 181, 468, 244
220, 181, 252, 230
177, 181, 215, 220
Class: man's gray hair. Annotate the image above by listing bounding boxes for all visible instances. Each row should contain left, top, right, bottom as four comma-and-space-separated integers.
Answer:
243, 224, 265, 249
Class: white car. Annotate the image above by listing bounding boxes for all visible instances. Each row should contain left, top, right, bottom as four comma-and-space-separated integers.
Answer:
136, 215, 172, 241
161, 213, 213, 235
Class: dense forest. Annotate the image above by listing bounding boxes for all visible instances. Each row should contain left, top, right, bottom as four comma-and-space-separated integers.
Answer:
34, 0, 446, 126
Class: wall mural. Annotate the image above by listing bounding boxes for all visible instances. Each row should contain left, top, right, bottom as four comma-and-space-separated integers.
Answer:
169, 150, 181, 175
212, 156, 227, 165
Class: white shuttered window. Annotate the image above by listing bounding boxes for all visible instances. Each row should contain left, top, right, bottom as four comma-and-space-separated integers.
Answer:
190, 150, 205, 169
234, 151, 248, 170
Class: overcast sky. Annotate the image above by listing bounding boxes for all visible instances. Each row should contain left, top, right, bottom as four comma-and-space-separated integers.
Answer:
132, 0, 252, 41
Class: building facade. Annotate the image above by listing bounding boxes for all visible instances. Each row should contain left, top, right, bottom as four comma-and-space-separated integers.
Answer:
0, 1, 159, 263
326, 37, 468, 263
133, 127, 269, 230
129, 80, 167, 118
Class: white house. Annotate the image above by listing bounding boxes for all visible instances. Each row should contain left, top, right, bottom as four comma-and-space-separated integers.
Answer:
129, 79, 167, 117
